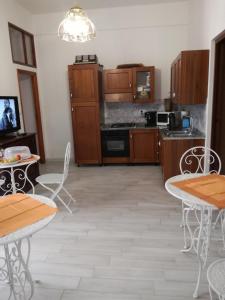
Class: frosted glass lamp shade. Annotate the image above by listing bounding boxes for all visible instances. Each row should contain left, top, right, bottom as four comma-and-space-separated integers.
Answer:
58, 6, 96, 42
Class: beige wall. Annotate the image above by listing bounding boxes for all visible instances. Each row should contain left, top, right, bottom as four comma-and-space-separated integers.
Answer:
33, 1, 189, 159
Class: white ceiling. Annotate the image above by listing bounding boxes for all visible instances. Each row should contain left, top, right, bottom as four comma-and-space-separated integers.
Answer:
16, 0, 187, 14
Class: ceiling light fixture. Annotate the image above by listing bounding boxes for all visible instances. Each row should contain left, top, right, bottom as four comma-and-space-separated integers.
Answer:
58, 6, 96, 42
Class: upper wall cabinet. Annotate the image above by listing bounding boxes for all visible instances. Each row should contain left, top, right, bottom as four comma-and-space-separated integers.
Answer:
104, 66, 155, 103
171, 50, 209, 105
133, 67, 155, 103
68, 64, 99, 103
104, 69, 133, 94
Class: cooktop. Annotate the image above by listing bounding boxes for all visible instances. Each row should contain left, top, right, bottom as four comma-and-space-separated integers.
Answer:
111, 122, 135, 128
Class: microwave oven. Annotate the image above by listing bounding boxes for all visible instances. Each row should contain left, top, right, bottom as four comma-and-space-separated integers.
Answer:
156, 112, 171, 126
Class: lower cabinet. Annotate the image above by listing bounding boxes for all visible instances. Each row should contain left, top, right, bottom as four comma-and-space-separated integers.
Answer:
71, 104, 102, 165
159, 137, 205, 182
130, 129, 159, 163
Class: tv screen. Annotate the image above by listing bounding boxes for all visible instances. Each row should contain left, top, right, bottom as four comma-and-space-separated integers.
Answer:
0, 97, 21, 135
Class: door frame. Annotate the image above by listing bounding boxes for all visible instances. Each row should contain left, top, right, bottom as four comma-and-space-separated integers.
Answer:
211, 30, 225, 150
17, 69, 45, 163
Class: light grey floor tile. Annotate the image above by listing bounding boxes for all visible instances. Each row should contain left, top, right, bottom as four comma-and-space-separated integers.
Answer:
20, 162, 220, 300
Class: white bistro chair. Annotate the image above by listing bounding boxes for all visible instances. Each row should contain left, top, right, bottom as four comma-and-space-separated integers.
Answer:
179, 146, 222, 246
36, 142, 76, 213
207, 259, 225, 300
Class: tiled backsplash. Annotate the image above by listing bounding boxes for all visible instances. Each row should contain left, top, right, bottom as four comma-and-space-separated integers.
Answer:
104, 102, 164, 124
103, 102, 206, 134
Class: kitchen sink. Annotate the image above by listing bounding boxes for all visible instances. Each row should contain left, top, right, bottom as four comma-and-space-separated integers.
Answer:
163, 129, 194, 137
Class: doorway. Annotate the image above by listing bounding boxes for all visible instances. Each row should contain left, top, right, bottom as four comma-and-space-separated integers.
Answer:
17, 69, 45, 163
211, 30, 225, 173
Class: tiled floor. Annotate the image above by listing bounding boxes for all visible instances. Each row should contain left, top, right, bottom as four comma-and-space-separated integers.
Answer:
1, 162, 225, 299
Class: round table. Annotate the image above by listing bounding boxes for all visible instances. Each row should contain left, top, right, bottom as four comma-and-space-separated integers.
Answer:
165, 174, 221, 298
0, 155, 40, 195
0, 194, 57, 300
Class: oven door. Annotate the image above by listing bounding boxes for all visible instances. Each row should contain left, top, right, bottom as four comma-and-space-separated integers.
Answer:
101, 130, 129, 157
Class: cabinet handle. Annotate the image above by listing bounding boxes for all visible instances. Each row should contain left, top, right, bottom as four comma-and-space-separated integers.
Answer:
130, 134, 132, 139
133, 95, 136, 100
70, 92, 73, 98
172, 92, 176, 97
129, 81, 132, 88
72, 107, 74, 112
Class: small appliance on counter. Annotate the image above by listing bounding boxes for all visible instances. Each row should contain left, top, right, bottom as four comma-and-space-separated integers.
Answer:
182, 116, 193, 130
144, 111, 157, 127
167, 110, 193, 132
156, 112, 171, 126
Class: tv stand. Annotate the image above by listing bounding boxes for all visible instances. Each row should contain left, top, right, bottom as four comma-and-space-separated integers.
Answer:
0, 133, 39, 194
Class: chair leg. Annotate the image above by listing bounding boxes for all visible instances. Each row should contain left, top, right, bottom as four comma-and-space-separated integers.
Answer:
221, 212, 225, 250
180, 201, 185, 227
56, 194, 73, 214
208, 285, 213, 300
38, 182, 56, 197
62, 186, 76, 203
37, 183, 73, 214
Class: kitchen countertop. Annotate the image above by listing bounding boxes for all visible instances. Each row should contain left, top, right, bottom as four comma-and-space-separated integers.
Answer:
100, 123, 205, 139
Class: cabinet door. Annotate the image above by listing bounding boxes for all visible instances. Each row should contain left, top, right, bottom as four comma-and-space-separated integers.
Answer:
180, 51, 209, 104
72, 104, 101, 164
68, 65, 98, 103
171, 59, 181, 104
104, 69, 133, 94
158, 132, 163, 166
161, 139, 205, 182
133, 67, 155, 103
171, 64, 175, 102
130, 129, 158, 163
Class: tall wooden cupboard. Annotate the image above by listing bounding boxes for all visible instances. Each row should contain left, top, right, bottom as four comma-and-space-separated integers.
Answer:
68, 64, 102, 165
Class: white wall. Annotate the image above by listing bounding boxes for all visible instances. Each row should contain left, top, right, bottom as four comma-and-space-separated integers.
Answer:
33, 1, 189, 159
188, 0, 225, 147
0, 0, 36, 131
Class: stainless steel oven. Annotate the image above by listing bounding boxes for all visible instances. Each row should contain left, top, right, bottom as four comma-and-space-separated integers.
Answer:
101, 130, 130, 157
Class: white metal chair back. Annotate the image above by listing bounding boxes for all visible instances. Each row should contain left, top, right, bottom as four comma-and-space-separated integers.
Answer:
179, 146, 221, 175
62, 142, 71, 183
207, 259, 225, 300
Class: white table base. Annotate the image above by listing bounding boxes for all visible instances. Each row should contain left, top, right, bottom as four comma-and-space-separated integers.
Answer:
181, 205, 213, 298
0, 165, 35, 195
165, 174, 225, 298
0, 237, 33, 300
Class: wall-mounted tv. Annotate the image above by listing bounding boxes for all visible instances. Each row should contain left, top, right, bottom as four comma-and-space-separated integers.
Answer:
0, 97, 21, 135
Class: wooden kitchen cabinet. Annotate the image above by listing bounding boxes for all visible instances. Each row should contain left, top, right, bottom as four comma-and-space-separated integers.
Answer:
133, 67, 155, 103
68, 64, 102, 165
104, 66, 155, 103
71, 103, 101, 165
130, 129, 159, 163
160, 137, 205, 182
68, 64, 99, 103
104, 69, 133, 94
171, 50, 209, 104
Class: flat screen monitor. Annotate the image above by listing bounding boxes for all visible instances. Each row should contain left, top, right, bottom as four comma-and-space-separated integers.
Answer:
0, 97, 21, 135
